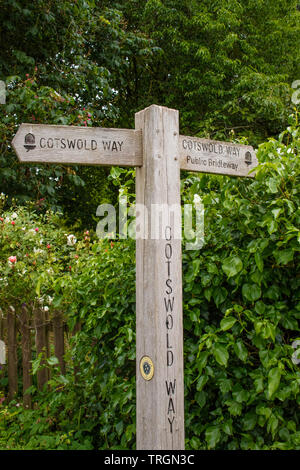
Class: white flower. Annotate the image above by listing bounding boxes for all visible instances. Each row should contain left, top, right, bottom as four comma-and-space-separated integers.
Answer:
193, 194, 202, 205
67, 234, 77, 246
43, 306, 49, 312
4, 217, 10, 223
47, 295, 53, 304
33, 248, 45, 256
11, 212, 18, 219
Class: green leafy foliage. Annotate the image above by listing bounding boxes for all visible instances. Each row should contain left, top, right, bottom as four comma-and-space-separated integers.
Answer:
0, 0, 155, 225
104, 0, 300, 143
182, 116, 300, 450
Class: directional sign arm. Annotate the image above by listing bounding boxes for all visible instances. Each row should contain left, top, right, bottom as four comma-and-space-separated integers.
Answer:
12, 123, 143, 167
179, 135, 258, 177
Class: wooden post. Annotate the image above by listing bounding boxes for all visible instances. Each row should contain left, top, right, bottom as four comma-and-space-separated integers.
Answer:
20, 305, 32, 408
7, 307, 18, 401
44, 309, 51, 383
0, 308, 5, 339
0, 309, 7, 397
34, 308, 48, 390
135, 105, 185, 450
72, 322, 81, 382
53, 312, 66, 375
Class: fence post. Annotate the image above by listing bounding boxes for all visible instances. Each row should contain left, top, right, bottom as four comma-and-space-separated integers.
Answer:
72, 322, 81, 382
45, 309, 51, 382
53, 312, 65, 375
20, 304, 32, 408
7, 306, 18, 401
0, 309, 7, 394
34, 307, 48, 390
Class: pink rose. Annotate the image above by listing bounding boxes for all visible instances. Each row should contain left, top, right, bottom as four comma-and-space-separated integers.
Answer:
8, 256, 17, 266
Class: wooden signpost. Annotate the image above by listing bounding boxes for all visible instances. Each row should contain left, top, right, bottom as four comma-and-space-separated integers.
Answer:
12, 104, 258, 450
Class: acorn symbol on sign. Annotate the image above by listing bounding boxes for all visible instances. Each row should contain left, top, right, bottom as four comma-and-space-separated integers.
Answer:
245, 151, 252, 166
24, 133, 36, 152
143, 362, 151, 375
140, 356, 154, 381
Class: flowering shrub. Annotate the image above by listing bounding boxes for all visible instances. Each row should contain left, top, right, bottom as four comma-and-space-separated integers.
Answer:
0, 200, 82, 311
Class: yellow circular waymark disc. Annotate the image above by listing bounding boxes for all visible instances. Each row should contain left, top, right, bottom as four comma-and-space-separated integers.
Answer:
140, 356, 154, 381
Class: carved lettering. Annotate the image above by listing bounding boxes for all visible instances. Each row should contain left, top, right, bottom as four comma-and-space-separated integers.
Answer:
165, 279, 172, 295
166, 314, 173, 330
167, 397, 175, 414
166, 379, 176, 395
163, 224, 176, 434
168, 416, 175, 434
164, 297, 174, 313
167, 350, 173, 366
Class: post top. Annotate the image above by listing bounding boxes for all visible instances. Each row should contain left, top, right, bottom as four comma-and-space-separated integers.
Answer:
135, 104, 179, 116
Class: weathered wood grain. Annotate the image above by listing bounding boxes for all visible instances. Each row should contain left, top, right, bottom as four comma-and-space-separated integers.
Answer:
12, 124, 143, 167
20, 305, 32, 408
179, 135, 258, 177
53, 312, 65, 375
135, 105, 185, 450
34, 308, 48, 390
7, 307, 18, 401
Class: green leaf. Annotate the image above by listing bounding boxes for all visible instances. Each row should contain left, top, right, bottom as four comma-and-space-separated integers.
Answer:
233, 340, 248, 362
213, 344, 229, 367
116, 420, 124, 436
255, 301, 266, 315
267, 414, 279, 438
242, 283, 261, 302
47, 356, 59, 366
254, 252, 264, 273
222, 256, 243, 278
220, 316, 237, 331
213, 287, 228, 307
218, 378, 232, 394
225, 400, 243, 416
268, 367, 281, 399
267, 177, 279, 193
195, 391, 207, 408
205, 426, 221, 449
242, 412, 257, 431
190, 436, 201, 449
273, 249, 294, 265
204, 287, 212, 302
196, 374, 209, 391
35, 279, 41, 297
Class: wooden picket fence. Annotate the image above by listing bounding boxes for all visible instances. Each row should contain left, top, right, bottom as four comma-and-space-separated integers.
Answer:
0, 305, 80, 408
